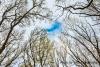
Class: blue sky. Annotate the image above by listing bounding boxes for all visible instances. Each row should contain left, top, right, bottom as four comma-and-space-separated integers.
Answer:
46, 21, 62, 32
44, 21, 62, 40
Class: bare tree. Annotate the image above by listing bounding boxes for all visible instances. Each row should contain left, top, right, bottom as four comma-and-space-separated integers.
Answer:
63, 22, 100, 67
0, 0, 52, 66
19, 28, 55, 67
56, 0, 100, 25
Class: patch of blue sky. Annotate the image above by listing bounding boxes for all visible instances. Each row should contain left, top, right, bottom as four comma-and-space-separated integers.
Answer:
46, 21, 61, 32
44, 21, 62, 40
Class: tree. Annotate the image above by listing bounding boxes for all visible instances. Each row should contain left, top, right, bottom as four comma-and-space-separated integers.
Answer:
56, 0, 100, 25
0, 0, 52, 66
55, 0, 100, 66
19, 28, 55, 67
63, 22, 100, 67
